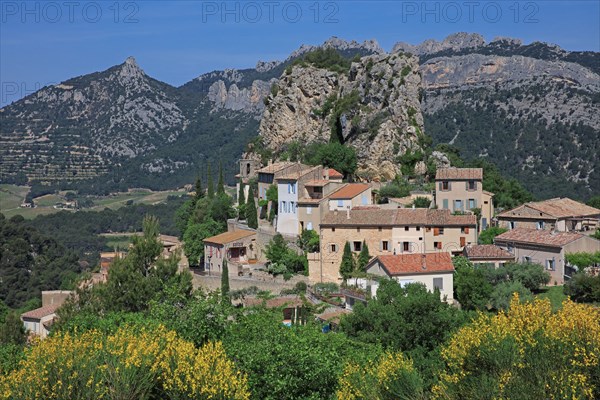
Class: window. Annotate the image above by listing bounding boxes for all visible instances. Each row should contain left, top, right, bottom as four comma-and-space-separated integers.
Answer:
509, 221, 516, 230
357, 228, 360, 232
403, 242, 410, 252
523, 256, 532, 263
439, 227, 445, 235
467, 180, 476, 190
546, 259, 555, 271
353, 241, 362, 252
361, 194, 368, 205
307, 222, 313, 230
337, 199, 344, 207
404, 226, 409, 231
433, 278, 444, 290
441, 181, 449, 190
378, 227, 382, 232
442, 199, 449, 209
482, 218, 488, 230
288, 183, 296, 194
306, 206, 312, 215
454, 200, 463, 211
330, 244, 337, 253
537, 221, 545, 230
461, 227, 470, 234
468, 199, 476, 209
382, 241, 389, 251
332, 228, 335, 232
507, 245, 514, 253
280, 201, 286, 213
434, 242, 442, 250
416, 226, 421, 231
460, 237, 466, 247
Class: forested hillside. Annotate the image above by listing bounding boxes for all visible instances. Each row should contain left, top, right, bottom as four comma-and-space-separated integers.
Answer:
0, 214, 81, 308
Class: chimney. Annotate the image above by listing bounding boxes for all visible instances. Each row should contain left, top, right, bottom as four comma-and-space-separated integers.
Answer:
346, 207, 350, 220
421, 254, 427, 270
334, 209, 338, 217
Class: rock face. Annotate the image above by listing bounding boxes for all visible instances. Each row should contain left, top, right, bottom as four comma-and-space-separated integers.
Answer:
258, 53, 425, 180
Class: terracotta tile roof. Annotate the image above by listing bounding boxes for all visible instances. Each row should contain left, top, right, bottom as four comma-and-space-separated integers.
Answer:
436, 167, 483, 180
370, 253, 454, 276
389, 196, 413, 206
329, 184, 371, 200
325, 168, 343, 179
203, 229, 256, 245
321, 208, 476, 227
464, 245, 515, 260
494, 228, 584, 248
256, 161, 296, 174
277, 166, 319, 181
305, 179, 330, 187
21, 304, 60, 320
499, 198, 600, 219
243, 296, 303, 308
298, 198, 325, 205
322, 208, 399, 226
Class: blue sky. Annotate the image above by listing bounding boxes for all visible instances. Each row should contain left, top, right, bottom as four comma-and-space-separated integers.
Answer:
1, 1, 599, 106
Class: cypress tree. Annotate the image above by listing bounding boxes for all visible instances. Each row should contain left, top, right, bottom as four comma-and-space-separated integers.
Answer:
358, 240, 371, 271
207, 163, 215, 199
195, 176, 204, 200
246, 185, 258, 229
221, 259, 230, 298
217, 161, 225, 195
340, 241, 354, 281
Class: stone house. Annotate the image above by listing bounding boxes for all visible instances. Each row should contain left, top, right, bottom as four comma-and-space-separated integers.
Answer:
297, 179, 345, 232
494, 228, 600, 285
309, 208, 477, 284
328, 183, 372, 211
497, 197, 600, 233
435, 167, 494, 231
21, 290, 73, 339
463, 244, 515, 268
203, 229, 257, 274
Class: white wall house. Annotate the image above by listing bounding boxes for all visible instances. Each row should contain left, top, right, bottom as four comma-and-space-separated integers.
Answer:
366, 253, 455, 302
277, 179, 300, 236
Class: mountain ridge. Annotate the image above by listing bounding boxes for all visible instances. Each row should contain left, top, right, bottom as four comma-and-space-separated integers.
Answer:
1, 33, 598, 199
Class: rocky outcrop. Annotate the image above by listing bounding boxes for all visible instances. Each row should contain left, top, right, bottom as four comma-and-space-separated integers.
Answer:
393, 32, 485, 55
208, 79, 274, 116
258, 53, 425, 180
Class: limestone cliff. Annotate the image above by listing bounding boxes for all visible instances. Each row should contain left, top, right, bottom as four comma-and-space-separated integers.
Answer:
257, 53, 427, 181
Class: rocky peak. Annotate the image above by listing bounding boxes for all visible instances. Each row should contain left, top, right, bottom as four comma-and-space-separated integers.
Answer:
116, 56, 146, 85
287, 36, 384, 60
393, 32, 485, 55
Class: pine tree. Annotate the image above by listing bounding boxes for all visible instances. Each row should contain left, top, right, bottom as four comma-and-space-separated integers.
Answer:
221, 259, 230, 298
207, 163, 215, 199
238, 181, 246, 219
246, 185, 258, 229
358, 240, 371, 271
340, 241, 355, 281
217, 161, 225, 195
0, 312, 26, 345
195, 176, 204, 200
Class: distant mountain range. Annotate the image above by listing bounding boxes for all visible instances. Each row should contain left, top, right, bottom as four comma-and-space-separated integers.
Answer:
1, 33, 598, 199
